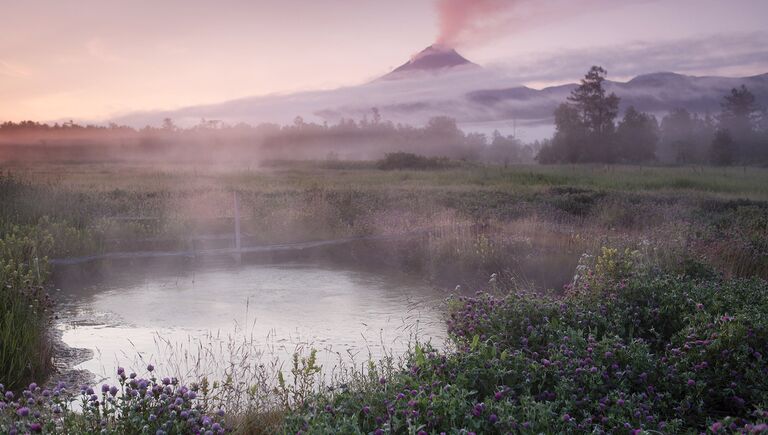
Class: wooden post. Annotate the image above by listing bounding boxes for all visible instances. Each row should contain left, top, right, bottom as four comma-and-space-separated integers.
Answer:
233, 191, 242, 263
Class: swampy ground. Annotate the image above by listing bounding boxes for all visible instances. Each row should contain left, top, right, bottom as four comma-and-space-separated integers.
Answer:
1, 161, 767, 433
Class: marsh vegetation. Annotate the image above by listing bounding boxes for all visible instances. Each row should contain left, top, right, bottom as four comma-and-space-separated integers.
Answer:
0, 161, 766, 433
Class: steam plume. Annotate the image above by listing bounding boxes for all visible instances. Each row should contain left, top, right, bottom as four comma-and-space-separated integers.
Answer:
435, 0, 511, 47
435, 0, 650, 48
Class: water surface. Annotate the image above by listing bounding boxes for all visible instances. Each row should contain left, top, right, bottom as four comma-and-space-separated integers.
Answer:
53, 257, 448, 385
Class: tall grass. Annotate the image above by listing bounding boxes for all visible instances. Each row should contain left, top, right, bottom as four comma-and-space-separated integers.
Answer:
0, 223, 52, 390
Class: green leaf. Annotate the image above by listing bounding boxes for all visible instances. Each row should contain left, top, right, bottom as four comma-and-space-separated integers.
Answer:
414, 344, 426, 367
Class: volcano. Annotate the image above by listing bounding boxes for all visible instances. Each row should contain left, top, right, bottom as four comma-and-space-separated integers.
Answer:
379, 44, 480, 80
112, 42, 768, 142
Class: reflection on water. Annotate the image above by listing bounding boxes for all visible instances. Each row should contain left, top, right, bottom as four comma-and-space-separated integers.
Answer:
52, 257, 449, 385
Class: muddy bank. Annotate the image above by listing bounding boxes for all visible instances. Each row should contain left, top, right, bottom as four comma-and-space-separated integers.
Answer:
46, 327, 95, 390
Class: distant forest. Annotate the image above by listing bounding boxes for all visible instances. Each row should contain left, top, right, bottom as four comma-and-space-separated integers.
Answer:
0, 112, 531, 164
537, 66, 768, 166
1, 66, 767, 166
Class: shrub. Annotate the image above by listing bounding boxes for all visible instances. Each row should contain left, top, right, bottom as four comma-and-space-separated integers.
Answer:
546, 187, 605, 217
376, 153, 459, 170
283, 248, 768, 433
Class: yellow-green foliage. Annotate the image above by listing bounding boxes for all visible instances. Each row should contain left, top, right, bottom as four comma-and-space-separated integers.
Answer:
0, 224, 52, 287
275, 349, 322, 411
594, 247, 642, 282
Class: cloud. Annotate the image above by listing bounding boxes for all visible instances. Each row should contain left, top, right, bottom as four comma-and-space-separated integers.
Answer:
111, 67, 515, 127
492, 32, 768, 85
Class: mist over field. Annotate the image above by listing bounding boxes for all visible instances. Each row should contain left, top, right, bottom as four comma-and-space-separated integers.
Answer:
1, 1, 768, 434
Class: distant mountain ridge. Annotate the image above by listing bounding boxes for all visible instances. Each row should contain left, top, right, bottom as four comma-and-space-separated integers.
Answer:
112, 47, 768, 138
465, 71, 768, 121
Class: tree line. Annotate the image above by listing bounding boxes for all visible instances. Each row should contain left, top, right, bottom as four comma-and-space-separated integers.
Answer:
536, 66, 768, 165
3, 68, 767, 166
0, 113, 533, 164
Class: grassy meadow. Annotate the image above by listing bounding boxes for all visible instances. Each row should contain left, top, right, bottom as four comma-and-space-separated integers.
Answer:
0, 161, 767, 433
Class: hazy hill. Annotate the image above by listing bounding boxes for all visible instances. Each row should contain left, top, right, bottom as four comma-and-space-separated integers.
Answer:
112, 47, 768, 137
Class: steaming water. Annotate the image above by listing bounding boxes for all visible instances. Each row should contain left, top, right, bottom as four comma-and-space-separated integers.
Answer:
52, 257, 448, 386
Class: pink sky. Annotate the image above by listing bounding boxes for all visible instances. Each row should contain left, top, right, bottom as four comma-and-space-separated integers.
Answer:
1, 0, 767, 122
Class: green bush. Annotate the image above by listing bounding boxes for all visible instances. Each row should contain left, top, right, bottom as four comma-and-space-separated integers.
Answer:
546, 187, 605, 217
283, 249, 768, 433
377, 153, 459, 170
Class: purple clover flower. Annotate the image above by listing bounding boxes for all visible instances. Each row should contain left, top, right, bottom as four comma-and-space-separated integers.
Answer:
471, 402, 485, 417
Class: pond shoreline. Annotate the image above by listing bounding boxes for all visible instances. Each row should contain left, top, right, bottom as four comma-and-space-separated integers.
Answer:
46, 326, 94, 392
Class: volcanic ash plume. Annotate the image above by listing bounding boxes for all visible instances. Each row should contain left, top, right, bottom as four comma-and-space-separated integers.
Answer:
434, 0, 640, 48
435, 0, 514, 47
